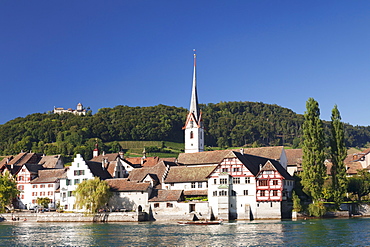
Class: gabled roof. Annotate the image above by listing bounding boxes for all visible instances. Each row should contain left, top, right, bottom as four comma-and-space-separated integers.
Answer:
31, 168, 67, 183
255, 158, 293, 180
125, 156, 161, 167
24, 164, 45, 174
149, 190, 183, 202
285, 149, 303, 166
240, 146, 284, 160
345, 148, 370, 163
0, 155, 13, 167
106, 178, 151, 192
4, 164, 22, 175
164, 165, 217, 183
38, 155, 63, 168
128, 161, 170, 188
326, 162, 364, 176
90, 153, 119, 163
177, 150, 235, 165
86, 161, 112, 180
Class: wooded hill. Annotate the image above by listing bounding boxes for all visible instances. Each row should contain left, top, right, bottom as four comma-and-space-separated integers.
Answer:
0, 101, 369, 159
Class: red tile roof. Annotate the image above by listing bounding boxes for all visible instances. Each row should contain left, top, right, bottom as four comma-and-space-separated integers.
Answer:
31, 168, 67, 183
106, 178, 151, 192
285, 149, 303, 166
177, 150, 235, 165
240, 146, 284, 160
149, 190, 183, 202
164, 165, 217, 183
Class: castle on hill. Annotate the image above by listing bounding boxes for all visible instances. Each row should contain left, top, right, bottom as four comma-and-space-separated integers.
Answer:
53, 103, 86, 115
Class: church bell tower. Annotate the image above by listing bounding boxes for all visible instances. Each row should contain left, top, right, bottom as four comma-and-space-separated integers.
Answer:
183, 50, 204, 153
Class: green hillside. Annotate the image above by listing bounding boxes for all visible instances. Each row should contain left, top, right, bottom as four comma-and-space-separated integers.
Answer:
0, 101, 369, 159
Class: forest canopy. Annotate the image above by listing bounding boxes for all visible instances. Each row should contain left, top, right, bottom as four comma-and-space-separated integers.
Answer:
0, 101, 369, 158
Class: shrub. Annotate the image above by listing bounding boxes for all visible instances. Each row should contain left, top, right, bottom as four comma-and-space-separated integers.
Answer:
308, 202, 327, 217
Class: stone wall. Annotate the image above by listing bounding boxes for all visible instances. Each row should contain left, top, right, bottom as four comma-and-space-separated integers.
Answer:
1, 212, 147, 222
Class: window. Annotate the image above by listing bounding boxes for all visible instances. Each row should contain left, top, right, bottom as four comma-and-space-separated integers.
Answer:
18, 185, 24, 190
154, 203, 160, 208
264, 170, 273, 175
170, 183, 174, 186
74, 179, 80, 185
191, 182, 196, 188
18, 176, 24, 181
258, 180, 268, 186
273, 180, 278, 186
273, 190, 278, 196
243, 190, 248, 196
232, 177, 240, 184
167, 203, 173, 208
198, 182, 202, 188
219, 190, 227, 196
40, 184, 45, 188
32, 199, 36, 204
213, 191, 217, 196
190, 131, 194, 139
231, 190, 236, 196
260, 190, 266, 197
222, 168, 228, 173
233, 168, 240, 172
66, 179, 71, 186
245, 177, 250, 183
68, 191, 73, 197
214, 179, 217, 184
33, 185, 37, 188
48, 184, 53, 188
74, 170, 85, 176
21, 194, 24, 199
220, 178, 228, 184
206, 182, 208, 188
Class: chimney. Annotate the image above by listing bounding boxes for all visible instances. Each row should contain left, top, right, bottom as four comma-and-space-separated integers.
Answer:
240, 148, 244, 155
259, 164, 263, 171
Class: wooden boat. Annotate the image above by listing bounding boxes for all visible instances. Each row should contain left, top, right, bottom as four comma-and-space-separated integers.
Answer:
178, 220, 222, 225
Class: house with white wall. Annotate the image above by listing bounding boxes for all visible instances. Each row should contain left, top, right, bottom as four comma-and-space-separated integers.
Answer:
59, 154, 111, 211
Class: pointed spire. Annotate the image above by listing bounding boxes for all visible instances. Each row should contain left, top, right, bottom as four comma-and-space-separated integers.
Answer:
189, 49, 200, 122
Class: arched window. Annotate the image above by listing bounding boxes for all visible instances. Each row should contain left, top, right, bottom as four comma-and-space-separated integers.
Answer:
190, 131, 194, 139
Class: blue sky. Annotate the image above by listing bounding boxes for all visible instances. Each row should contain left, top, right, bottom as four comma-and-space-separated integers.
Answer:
1, 1, 370, 126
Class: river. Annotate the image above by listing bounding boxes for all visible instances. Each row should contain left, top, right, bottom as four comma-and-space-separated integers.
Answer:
1, 218, 370, 246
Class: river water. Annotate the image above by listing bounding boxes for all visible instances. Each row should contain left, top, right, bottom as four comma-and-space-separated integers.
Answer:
1, 218, 370, 246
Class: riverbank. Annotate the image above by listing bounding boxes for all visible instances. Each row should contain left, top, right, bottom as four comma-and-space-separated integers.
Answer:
0, 211, 148, 222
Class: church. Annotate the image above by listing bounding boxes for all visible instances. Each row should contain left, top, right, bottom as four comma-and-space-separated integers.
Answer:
173, 51, 294, 220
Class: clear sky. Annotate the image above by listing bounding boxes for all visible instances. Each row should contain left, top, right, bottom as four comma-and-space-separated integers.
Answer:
1, 1, 370, 126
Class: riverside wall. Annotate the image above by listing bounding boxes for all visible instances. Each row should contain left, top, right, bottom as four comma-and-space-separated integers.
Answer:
1, 211, 148, 222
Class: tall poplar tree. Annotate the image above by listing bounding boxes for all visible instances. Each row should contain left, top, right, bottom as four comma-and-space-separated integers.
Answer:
330, 105, 347, 206
301, 98, 326, 201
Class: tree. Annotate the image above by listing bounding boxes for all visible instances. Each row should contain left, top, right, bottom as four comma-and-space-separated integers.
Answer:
74, 177, 112, 213
0, 171, 19, 212
301, 98, 326, 201
347, 170, 370, 201
329, 105, 347, 207
37, 197, 51, 208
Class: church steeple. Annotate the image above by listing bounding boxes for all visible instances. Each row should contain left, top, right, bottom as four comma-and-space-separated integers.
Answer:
183, 50, 204, 153
189, 50, 200, 122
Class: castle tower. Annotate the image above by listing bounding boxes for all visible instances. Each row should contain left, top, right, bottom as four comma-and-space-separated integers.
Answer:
183, 50, 204, 153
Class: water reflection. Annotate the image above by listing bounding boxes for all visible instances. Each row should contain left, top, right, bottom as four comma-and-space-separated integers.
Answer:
2, 218, 370, 246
